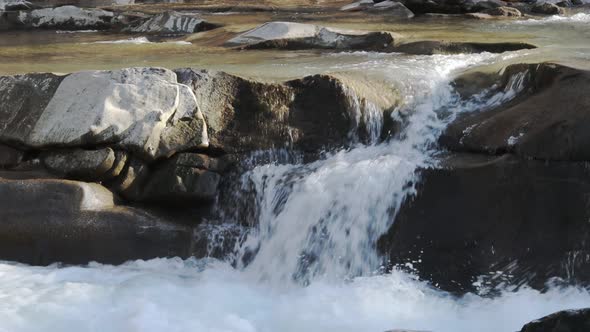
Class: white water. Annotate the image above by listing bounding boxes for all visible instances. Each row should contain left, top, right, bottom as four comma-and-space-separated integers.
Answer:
88, 37, 192, 45
2, 52, 590, 331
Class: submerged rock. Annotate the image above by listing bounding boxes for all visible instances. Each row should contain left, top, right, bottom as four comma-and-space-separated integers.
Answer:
225, 21, 395, 52
0, 178, 193, 265
391, 40, 535, 55
16, 5, 115, 30
442, 63, 590, 161
520, 308, 590, 332
125, 11, 219, 34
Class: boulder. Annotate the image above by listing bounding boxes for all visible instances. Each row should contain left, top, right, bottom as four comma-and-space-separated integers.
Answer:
0, 178, 194, 265
0, 0, 35, 11
0, 144, 23, 168
141, 152, 222, 203
175, 68, 398, 153
340, 0, 375, 11
520, 308, 590, 332
225, 21, 395, 52
125, 11, 219, 34
369, 1, 416, 17
441, 63, 590, 161
41, 148, 116, 181
391, 40, 535, 55
484, 6, 522, 16
531, 2, 566, 14
378, 154, 590, 294
106, 156, 149, 201
19, 67, 208, 160
16, 6, 115, 30
0, 73, 65, 146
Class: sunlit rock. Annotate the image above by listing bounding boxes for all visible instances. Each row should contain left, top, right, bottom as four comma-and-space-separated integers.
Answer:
125, 11, 219, 34
225, 21, 395, 51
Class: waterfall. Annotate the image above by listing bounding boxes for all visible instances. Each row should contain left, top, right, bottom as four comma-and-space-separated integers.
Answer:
233, 52, 527, 286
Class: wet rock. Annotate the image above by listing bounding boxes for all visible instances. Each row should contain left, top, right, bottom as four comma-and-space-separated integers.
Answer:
369, 1, 416, 17
0, 73, 65, 146
0, 0, 35, 11
225, 21, 395, 52
401, 0, 470, 14
16, 6, 115, 30
0, 144, 23, 168
21, 67, 207, 160
176, 68, 397, 153
378, 154, 590, 294
0, 178, 193, 265
391, 40, 535, 55
125, 11, 219, 34
484, 6, 522, 16
340, 0, 374, 11
41, 148, 116, 181
442, 63, 590, 161
464, 12, 495, 19
520, 308, 590, 332
531, 2, 565, 14
142, 152, 222, 203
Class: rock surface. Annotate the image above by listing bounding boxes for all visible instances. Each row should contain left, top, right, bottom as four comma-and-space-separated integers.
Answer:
0, 178, 194, 265
9, 67, 208, 160
520, 308, 590, 332
42, 148, 116, 180
0, 73, 65, 146
379, 154, 590, 293
441, 63, 590, 161
225, 21, 395, 51
531, 2, 566, 14
176, 68, 398, 153
125, 11, 218, 34
0, 144, 23, 168
16, 5, 115, 30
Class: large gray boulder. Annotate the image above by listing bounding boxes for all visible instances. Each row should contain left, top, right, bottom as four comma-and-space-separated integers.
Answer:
19, 67, 208, 160
225, 21, 395, 51
16, 5, 116, 30
0, 178, 194, 265
125, 11, 218, 34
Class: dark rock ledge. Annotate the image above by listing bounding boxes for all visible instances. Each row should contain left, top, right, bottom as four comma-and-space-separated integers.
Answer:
379, 63, 590, 294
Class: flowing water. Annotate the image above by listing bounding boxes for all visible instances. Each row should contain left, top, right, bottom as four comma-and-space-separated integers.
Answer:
1, 11, 590, 332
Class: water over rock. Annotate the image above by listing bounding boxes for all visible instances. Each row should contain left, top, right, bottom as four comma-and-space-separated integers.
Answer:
442, 63, 590, 161
520, 308, 590, 332
125, 11, 219, 34
225, 21, 395, 52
